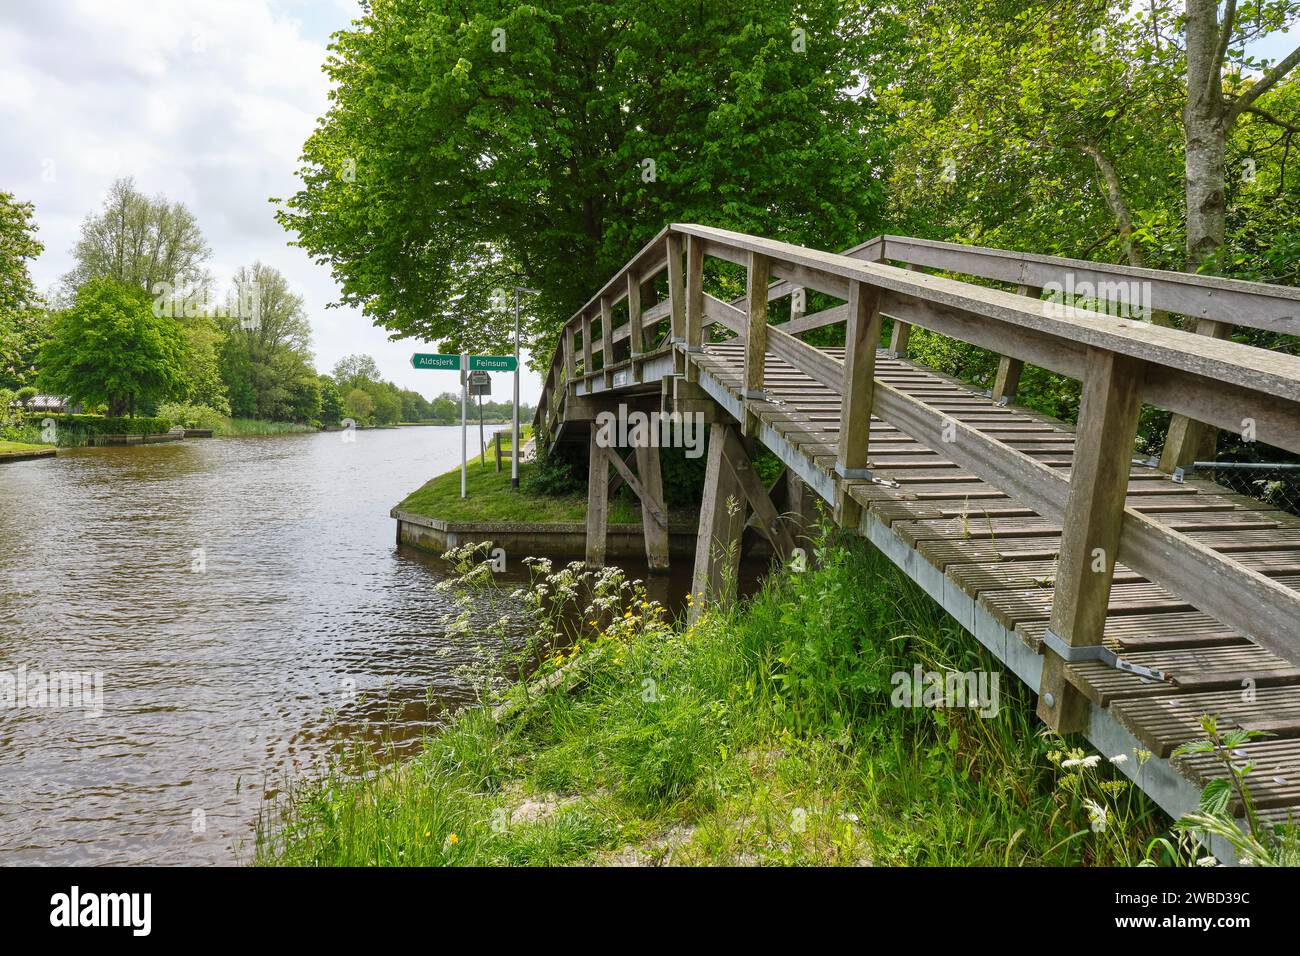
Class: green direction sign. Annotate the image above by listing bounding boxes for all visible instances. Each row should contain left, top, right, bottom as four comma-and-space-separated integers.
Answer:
410, 352, 460, 370
469, 354, 517, 372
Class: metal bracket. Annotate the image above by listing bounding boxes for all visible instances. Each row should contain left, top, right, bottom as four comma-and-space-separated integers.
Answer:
996, 395, 1011, 407
835, 465, 874, 481
1042, 628, 1175, 684
1172, 466, 1185, 484
742, 389, 769, 402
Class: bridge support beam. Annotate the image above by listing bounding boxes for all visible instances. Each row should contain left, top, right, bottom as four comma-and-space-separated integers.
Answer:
690, 424, 748, 622
585, 430, 609, 568
990, 285, 1042, 405
1037, 347, 1146, 734
1158, 318, 1231, 473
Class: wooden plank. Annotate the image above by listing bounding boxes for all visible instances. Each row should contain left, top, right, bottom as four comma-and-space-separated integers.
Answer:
600, 296, 614, 385
581, 311, 593, 375
666, 233, 685, 341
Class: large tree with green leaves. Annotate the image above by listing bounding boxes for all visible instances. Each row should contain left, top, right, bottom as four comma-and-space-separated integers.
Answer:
39, 278, 188, 416
1, 191, 46, 390
216, 262, 320, 422
275, 0, 891, 357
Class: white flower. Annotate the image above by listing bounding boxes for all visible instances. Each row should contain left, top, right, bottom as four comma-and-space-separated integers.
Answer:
1061, 758, 1083, 768
1083, 798, 1108, 833
1082, 755, 1102, 769
1109, 753, 1128, 765
1196, 856, 1218, 867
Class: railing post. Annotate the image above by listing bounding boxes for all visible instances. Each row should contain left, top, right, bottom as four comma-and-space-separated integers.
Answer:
627, 272, 644, 357
494, 431, 502, 472
684, 234, 705, 382
666, 234, 685, 342
1037, 346, 1146, 734
991, 284, 1043, 404
581, 311, 593, 381
563, 323, 576, 390
600, 295, 614, 388
887, 263, 920, 357
1158, 318, 1232, 473
743, 251, 770, 401
835, 279, 883, 529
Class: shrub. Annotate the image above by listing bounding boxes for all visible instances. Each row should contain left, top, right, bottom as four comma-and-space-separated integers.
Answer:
157, 402, 226, 431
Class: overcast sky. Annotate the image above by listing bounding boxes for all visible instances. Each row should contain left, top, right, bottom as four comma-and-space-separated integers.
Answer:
0, 0, 543, 405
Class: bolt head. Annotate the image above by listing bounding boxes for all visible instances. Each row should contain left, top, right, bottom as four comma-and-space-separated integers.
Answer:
1043, 692, 1056, 709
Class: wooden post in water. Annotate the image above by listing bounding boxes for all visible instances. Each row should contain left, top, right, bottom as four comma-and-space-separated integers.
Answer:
636, 445, 670, 571
1037, 347, 1146, 734
585, 430, 609, 568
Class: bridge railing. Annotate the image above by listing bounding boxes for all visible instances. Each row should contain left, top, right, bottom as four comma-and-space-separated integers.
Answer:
535, 222, 1300, 729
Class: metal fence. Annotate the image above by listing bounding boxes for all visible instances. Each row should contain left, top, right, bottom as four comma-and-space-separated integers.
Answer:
1191, 461, 1300, 518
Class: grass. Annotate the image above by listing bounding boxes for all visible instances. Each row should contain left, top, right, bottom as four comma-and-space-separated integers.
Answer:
216, 418, 317, 437
398, 455, 642, 524
255, 530, 1192, 867
0, 438, 52, 457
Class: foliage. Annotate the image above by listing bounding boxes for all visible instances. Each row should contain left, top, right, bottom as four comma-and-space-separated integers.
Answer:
61, 177, 211, 298
0, 191, 46, 390
522, 441, 585, 497
156, 401, 227, 431
38, 278, 187, 417
275, 0, 890, 360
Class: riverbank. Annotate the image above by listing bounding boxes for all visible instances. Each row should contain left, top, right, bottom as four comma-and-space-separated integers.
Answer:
0, 439, 55, 462
256, 532, 1186, 867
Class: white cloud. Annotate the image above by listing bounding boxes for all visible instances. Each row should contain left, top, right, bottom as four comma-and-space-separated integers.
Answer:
0, 0, 541, 405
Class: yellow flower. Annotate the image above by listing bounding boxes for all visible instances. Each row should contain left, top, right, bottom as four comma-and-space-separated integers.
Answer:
624, 611, 633, 619
424, 830, 431, 838
447, 832, 459, 845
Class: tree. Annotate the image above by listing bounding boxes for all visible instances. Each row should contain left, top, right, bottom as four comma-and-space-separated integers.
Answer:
1, 191, 46, 389
176, 314, 230, 414
332, 353, 382, 388
62, 177, 211, 297
319, 375, 344, 426
216, 263, 318, 421
275, 0, 890, 358
344, 387, 374, 422
39, 278, 187, 416
1182, 0, 1300, 268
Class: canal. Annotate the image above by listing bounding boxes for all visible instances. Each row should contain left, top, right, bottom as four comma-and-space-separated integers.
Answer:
0, 425, 648, 865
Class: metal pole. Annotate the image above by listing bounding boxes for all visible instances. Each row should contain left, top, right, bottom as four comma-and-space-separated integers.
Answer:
512, 290, 521, 489
460, 352, 468, 499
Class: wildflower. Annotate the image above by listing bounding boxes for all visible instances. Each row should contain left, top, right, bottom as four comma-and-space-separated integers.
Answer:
446, 832, 459, 845
1196, 855, 1218, 867
1108, 753, 1128, 765
1083, 799, 1108, 833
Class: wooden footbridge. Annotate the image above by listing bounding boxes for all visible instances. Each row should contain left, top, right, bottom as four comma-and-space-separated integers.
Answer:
532, 224, 1300, 851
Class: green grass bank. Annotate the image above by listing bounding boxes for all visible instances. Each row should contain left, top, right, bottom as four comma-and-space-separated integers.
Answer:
256, 531, 1245, 867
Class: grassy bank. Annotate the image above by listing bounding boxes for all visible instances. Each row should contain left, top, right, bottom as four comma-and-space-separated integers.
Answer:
256, 531, 1222, 867
215, 418, 317, 437
0, 438, 53, 458
398, 456, 642, 524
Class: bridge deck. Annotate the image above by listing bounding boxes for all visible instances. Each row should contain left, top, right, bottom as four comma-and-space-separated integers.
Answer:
689, 340, 1300, 826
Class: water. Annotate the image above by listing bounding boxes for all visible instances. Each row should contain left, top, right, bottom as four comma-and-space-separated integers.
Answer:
0, 425, 560, 865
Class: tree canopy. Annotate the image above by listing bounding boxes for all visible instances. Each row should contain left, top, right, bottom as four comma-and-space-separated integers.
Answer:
0, 191, 45, 389
39, 277, 188, 417
275, 0, 892, 358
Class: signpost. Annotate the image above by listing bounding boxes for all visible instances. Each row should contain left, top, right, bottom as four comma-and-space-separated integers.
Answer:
411, 351, 517, 499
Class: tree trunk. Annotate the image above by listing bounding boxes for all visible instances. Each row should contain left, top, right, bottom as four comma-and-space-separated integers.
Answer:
1183, 0, 1228, 269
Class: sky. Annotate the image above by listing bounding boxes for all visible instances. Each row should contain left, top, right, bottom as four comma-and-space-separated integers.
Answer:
0, 0, 543, 406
